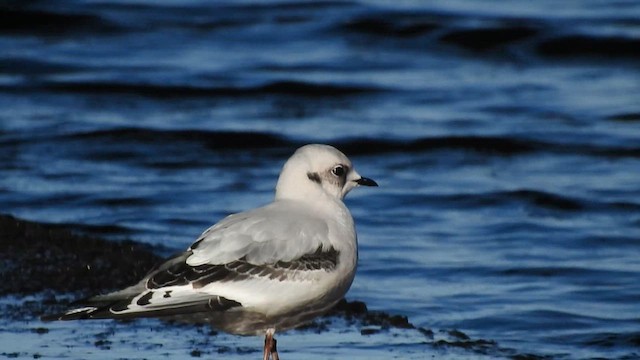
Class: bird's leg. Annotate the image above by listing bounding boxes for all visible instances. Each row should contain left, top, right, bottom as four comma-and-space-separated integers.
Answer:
270, 336, 279, 360
263, 328, 279, 360
263, 332, 270, 360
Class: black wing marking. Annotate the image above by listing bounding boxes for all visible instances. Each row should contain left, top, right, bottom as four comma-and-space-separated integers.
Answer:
274, 246, 340, 271
43, 293, 241, 321
147, 246, 340, 290
108, 292, 241, 314
43, 247, 339, 321
40, 251, 245, 322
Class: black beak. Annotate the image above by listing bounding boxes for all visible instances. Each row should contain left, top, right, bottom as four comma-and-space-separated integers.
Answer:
355, 177, 378, 187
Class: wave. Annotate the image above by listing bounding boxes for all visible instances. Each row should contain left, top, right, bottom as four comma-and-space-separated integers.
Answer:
0, 58, 82, 75
607, 112, 640, 122
579, 331, 640, 348
496, 189, 585, 211
334, 8, 640, 61
537, 34, 640, 60
7, 128, 640, 161
387, 189, 640, 215
439, 25, 539, 51
492, 189, 640, 213
434, 189, 585, 212
63, 128, 289, 150
499, 266, 629, 279
335, 136, 541, 155
39, 80, 381, 98
6, 2, 640, 63
52, 130, 542, 156
438, 25, 640, 60
339, 13, 441, 38
0, 6, 119, 36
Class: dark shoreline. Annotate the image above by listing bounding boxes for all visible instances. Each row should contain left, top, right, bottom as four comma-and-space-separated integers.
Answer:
0, 213, 538, 359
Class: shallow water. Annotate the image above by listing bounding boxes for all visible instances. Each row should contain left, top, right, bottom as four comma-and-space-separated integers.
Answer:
1, 0, 640, 359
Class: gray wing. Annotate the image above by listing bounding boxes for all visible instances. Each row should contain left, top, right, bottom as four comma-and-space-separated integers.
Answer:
149, 245, 340, 289
186, 201, 333, 266
42, 246, 339, 321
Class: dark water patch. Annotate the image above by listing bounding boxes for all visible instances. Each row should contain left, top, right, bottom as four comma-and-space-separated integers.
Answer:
445, 137, 640, 159
581, 235, 640, 248
0, 58, 82, 75
7, 126, 640, 161
418, 189, 616, 214
8, 127, 640, 171
213, 0, 353, 12
439, 25, 539, 51
340, 14, 441, 38
596, 146, 640, 158
258, 80, 379, 96
257, 61, 380, 72
508, 351, 556, 359
607, 113, 640, 122
549, 331, 640, 358
188, 18, 265, 31
607, 201, 640, 212
338, 136, 541, 156
415, 189, 588, 213
0, 6, 119, 36
537, 34, 640, 60
503, 189, 584, 211
1, 127, 296, 169
40, 80, 380, 99
581, 331, 640, 348
63, 127, 291, 152
92, 196, 154, 207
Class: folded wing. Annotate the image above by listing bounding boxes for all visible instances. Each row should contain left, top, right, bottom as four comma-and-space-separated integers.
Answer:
43, 202, 339, 322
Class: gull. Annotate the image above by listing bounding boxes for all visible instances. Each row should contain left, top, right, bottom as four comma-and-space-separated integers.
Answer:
43, 144, 378, 360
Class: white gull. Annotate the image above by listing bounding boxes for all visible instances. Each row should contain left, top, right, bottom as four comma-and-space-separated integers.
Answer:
43, 144, 377, 360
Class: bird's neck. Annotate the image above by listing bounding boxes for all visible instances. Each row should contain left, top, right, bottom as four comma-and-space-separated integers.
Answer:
275, 185, 346, 216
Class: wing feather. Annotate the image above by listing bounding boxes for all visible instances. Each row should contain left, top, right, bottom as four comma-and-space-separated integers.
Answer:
43, 245, 339, 321
43, 200, 339, 322
149, 245, 339, 290
187, 201, 331, 266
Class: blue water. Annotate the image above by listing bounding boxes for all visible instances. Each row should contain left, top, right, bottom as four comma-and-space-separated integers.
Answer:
2, 0, 640, 359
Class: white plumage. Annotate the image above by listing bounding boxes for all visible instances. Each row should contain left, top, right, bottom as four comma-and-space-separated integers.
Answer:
43, 144, 378, 359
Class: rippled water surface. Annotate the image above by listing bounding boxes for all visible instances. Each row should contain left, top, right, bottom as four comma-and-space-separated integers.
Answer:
1, 0, 640, 359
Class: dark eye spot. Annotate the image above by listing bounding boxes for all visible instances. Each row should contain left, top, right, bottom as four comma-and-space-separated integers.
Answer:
332, 165, 345, 177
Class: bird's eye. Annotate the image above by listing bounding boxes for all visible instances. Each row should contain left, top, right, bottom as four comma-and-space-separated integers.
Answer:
332, 165, 345, 177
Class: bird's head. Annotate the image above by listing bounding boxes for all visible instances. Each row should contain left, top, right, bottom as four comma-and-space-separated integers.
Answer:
275, 144, 378, 202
